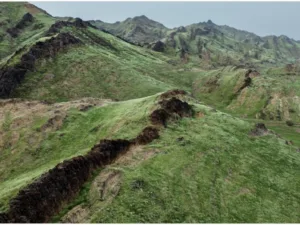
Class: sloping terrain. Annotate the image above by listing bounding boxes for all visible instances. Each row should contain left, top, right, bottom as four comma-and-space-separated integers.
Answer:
0, 2, 300, 223
93, 17, 300, 67
0, 2, 55, 60
192, 66, 300, 123
91, 15, 168, 45
1, 91, 299, 223
1, 2, 300, 124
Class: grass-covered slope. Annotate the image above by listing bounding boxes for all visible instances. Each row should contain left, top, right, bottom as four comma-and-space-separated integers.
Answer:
0, 94, 158, 212
1, 92, 299, 222
7, 26, 174, 101
43, 92, 300, 223
192, 66, 300, 123
0, 2, 55, 60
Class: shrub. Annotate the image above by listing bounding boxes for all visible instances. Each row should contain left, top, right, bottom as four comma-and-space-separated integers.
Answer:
286, 120, 294, 126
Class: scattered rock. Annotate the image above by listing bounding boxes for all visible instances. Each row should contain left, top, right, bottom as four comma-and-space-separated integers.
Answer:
249, 123, 269, 136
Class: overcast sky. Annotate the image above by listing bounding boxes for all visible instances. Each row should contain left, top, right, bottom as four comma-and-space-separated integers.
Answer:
31, 2, 300, 40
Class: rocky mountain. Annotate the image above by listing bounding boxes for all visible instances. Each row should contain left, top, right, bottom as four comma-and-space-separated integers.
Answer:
92, 17, 300, 67
90, 15, 168, 45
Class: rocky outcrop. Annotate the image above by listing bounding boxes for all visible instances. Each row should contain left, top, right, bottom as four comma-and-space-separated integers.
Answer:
0, 91, 194, 223
236, 69, 254, 94
150, 41, 165, 52
249, 123, 269, 136
0, 33, 81, 98
7, 13, 34, 38
150, 94, 194, 127
46, 18, 95, 36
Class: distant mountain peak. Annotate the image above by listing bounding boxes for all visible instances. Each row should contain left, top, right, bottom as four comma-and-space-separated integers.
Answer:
207, 19, 214, 25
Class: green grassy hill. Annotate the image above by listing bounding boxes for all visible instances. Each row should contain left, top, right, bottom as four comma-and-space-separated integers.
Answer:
1, 92, 299, 223
192, 66, 300, 123
1, 2, 300, 223
0, 2, 55, 60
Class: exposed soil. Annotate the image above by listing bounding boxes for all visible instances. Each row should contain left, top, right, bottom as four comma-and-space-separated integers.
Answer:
61, 205, 89, 223
150, 109, 170, 127
132, 126, 160, 145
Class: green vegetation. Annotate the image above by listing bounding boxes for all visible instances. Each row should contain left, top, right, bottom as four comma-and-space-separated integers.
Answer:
0, 2, 55, 59
54, 99, 300, 223
1, 2, 300, 223
0, 94, 157, 212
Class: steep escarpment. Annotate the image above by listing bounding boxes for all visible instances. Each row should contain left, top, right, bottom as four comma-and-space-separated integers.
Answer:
0, 91, 194, 223
0, 32, 81, 98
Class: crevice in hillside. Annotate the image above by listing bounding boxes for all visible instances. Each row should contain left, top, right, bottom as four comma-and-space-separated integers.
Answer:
0, 90, 194, 223
0, 32, 81, 98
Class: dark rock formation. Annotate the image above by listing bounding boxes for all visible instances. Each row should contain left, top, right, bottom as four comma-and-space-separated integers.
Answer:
0, 213, 9, 223
151, 41, 165, 52
0, 33, 81, 98
46, 18, 95, 36
16, 13, 34, 29
6, 13, 34, 38
159, 97, 194, 118
236, 69, 254, 94
249, 123, 269, 136
150, 94, 194, 127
